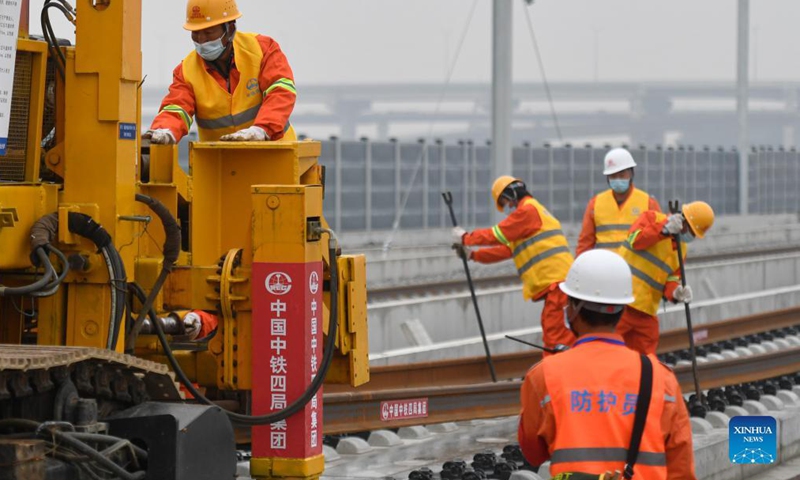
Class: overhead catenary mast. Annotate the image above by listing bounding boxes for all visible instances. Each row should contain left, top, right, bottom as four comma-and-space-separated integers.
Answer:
492, 0, 513, 199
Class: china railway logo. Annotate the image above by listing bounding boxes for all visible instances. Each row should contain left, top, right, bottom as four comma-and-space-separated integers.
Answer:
632, 207, 641, 215
265, 272, 292, 295
190, 6, 203, 19
309, 271, 319, 294
729, 416, 777, 464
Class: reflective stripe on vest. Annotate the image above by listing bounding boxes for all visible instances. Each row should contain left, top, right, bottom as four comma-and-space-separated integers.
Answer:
593, 188, 651, 250
182, 32, 265, 141
617, 212, 685, 315
543, 340, 669, 479
506, 197, 572, 300
551, 448, 666, 466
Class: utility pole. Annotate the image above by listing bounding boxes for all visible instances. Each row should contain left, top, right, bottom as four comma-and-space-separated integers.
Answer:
737, 0, 749, 215
492, 0, 513, 188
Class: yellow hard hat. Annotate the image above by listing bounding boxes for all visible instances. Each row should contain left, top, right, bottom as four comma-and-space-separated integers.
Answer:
184, 0, 242, 31
491, 175, 522, 212
682, 201, 714, 239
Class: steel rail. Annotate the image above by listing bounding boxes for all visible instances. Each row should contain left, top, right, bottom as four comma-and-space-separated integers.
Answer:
326, 306, 800, 393
323, 344, 800, 435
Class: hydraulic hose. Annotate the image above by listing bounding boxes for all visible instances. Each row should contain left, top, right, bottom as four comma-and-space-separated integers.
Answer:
31, 245, 70, 297
0, 249, 54, 296
29, 212, 126, 349
126, 195, 181, 351
137, 228, 341, 426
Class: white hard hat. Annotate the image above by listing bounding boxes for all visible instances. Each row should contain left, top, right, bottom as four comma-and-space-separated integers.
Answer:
603, 148, 637, 175
559, 250, 635, 305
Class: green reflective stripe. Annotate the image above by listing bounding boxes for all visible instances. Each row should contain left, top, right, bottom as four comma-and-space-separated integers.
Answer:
161, 105, 192, 129
551, 448, 666, 466
512, 229, 565, 257
666, 275, 680, 282
626, 229, 642, 246
517, 246, 571, 277
596, 242, 624, 249
622, 242, 673, 274
264, 78, 297, 97
596, 223, 631, 233
196, 103, 261, 130
630, 265, 665, 292
493, 225, 511, 247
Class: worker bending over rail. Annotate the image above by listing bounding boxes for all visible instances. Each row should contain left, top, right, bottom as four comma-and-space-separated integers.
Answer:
145, 0, 297, 144
519, 250, 696, 479
616, 202, 715, 354
452, 176, 575, 354
577, 148, 661, 256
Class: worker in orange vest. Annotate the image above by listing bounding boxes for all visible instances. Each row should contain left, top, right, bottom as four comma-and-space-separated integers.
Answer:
577, 148, 661, 256
145, 0, 297, 144
616, 202, 715, 354
519, 249, 696, 479
452, 176, 575, 354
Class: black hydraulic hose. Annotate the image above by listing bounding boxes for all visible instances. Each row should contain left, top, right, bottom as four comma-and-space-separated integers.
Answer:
103, 244, 128, 350
66, 432, 148, 461
0, 419, 145, 480
136, 235, 340, 426
45, 428, 145, 480
31, 245, 70, 297
127, 195, 181, 351
30, 212, 126, 349
0, 249, 54, 296
134, 194, 181, 265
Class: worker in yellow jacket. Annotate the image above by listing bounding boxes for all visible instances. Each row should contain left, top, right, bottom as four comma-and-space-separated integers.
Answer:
616, 202, 715, 354
577, 148, 661, 256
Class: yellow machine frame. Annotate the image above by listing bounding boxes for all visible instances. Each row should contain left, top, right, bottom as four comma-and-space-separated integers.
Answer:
0, 1, 368, 478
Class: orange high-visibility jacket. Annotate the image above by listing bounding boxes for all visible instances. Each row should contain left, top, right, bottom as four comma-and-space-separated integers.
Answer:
464, 197, 572, 300
519, 333, 696, 479
577, 187, 660, 255
150, 33, 296, 142
617, 211, 686, 315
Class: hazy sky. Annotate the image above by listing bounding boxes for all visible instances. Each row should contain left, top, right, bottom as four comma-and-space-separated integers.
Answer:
30, 0, 800, 87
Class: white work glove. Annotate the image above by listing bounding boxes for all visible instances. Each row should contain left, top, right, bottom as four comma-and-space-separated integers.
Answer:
673, 285, 693, 304
183, 311, 202, 340
145, 129, 176, 145
662, 214, 684, 236
219, 126, 269, 142
452, 226, 467, 245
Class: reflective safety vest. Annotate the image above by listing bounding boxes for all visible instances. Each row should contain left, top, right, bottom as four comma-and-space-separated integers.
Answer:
594, 188, 651, 250
182, 32, 269, 141
617, 212, 686, 315
493, 197, 572, 300
542, 337, 670, 479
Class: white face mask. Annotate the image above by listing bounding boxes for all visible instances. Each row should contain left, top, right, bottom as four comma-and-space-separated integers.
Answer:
194, 31, 227, 61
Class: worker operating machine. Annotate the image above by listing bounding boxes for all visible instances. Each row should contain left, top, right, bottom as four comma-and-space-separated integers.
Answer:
0, 1, 368, 479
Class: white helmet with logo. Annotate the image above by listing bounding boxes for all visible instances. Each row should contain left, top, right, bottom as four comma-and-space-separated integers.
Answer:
603, 148, 637, 176
559, 250, 635, 306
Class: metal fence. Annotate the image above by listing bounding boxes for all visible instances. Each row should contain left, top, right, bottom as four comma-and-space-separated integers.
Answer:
320, 140, 800, 233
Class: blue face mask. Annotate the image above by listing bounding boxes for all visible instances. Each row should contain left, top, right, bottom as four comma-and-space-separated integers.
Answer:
680, 231, 695, 243
609, 178, 631, 194
503, 204, 515, 216
194, 32, 227, 61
